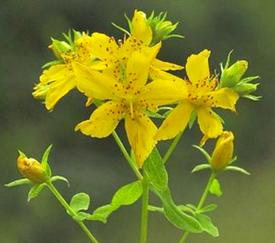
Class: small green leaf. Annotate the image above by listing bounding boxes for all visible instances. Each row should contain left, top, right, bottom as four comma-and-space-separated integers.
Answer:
5, 178, 32, 187
195, 213, 219, 237
73, 212, 92, 222
41, 145, 53, 177
178, 204, 196, 214
28, 184, 46, 202
225, 166, 250, 175
111, 22, 131, 36
88, 204, 117, 223
193, 145, 211, 163
42, 60, 63, 69
70, 193, 90, 212
198, 204, 218, 214
209, 179, 223, 197
242, 94, 261, 101
88, 181, 143, 223
192, 164, 211, 173
112, 181, 143, 206
51, 176, 70, 187
148, 205, 164, 213
144, 148, 168, 192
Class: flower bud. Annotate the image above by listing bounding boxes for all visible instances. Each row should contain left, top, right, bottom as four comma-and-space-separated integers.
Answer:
234, 82, 259, 96
49, 39, 71, 59
211, 131, 234, 171
17, 153, 48, 183
221, 60, 248, 87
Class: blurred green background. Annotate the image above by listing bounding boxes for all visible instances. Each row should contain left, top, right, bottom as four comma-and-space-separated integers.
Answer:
1, 0, 274, 242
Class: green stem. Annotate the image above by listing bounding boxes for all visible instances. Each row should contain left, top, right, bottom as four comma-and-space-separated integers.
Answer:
112, 131, 143, 180
163, 131, 183, 164
47, 182, 99, 243
179, 172, 216, 243
140, 176, 149, 243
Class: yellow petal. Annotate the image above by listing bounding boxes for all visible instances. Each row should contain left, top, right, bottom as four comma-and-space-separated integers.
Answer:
40, 64, 68, 83
126, 46, 159, 91
197, 108, 223, 139
152, 59, 183, 71
139, 79, 187, 107
131, 10, 152, 45
75, 101, 124, 138
90, 32, 118, 61
125, 113, 157, 167
45, 77, 75, 110
155, 102, 194, 141
149, 67, 184, 81
209, 88, 239, 111
186, 49, 210, 84
73, 63, 123, 99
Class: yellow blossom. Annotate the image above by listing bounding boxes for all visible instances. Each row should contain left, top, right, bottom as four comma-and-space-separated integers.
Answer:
211, 131, 234, 171
156, 49, 239, 144
74, 46, 186, 167
86, 10, 183, 82
33, 33, 101, 110
17, 153, 48, 184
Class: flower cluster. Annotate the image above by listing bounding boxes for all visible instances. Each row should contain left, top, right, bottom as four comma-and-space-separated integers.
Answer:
33, 9, 259, 168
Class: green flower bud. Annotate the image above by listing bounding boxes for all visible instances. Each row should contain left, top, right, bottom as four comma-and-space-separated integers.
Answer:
147, 11, 183, 45
17, 152, 48, 184
234, 82, 259, 96
221, 60, 248, 87
211, 131, 234, 171
49, 38, 72, 59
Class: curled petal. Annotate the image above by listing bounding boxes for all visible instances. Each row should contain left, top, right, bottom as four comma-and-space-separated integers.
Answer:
75, 101, 124, 138
125, 113, 157, 167
197, 108, 223, 140
155, 102, 193, 140
152, 59, 183, 71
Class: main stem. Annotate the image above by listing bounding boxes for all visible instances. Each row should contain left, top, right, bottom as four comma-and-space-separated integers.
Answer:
140, 175, 149, 243
179, 172, 216, 243
47, 182, 99, 243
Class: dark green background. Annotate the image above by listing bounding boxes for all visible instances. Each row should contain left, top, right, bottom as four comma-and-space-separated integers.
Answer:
1, 0, 274, 242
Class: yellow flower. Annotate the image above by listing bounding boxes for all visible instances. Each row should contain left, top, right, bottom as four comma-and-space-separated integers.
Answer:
86, 10, 182, 82
17, 153, 48, 184
33, 33, 100, 110
74, 46, 186, 167
156, 50, 239, 144
211, 131, 234, 171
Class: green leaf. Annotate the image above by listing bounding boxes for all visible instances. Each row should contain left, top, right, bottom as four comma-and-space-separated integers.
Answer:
209, 179, 223, 197
195, 213, 219, 237
70, 193, 90, 212
225, 166, 250, 175
88, 205, 117, 223
5, 178, 32, 187
242, 94, 261, 101
112, 180, 143, 206
73, 212, 92, 222
50, 176, 70, 187
193, 145, 211, 163
88, 181, 143, 223
148, 205, 164, 213
41, 145, 53, 177
42, 60, 63, 69
28, 184, 46, 202
111, 22, 130, 36
144, 148, 168, 192
178, 204, 196, 214
158, 189, 202, 233
192, 164, 211, 173
198, 204, 218, 214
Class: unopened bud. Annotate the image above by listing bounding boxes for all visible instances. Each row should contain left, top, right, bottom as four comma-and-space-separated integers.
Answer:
211, 131, 234, 171
221, 60, 248, 87
17, 153, 48, 183
234, 83, 259, 96
49, 39, 71, 59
